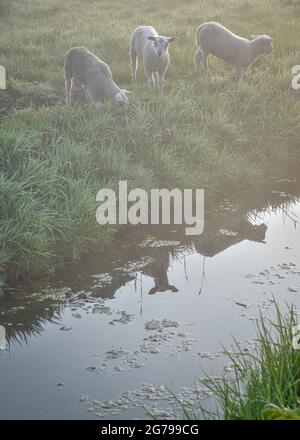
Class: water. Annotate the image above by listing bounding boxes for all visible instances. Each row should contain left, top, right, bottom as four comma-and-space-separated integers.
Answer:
0, 179, 300, 419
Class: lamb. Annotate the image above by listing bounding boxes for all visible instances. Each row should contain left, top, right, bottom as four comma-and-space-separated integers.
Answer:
194, 22, 273, 80
130, 26, 177, 95
64, 47, 130, 111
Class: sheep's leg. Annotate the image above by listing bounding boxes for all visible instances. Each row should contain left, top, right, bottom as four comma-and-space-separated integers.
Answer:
233, 65, 243, 81
145, 70, 156, 90
158, 65, 168, 96
93, 101, 103, 111
158, 74, 165, 96
202, 50, 210, 76
85, 85, 103, 111
84, 87, 92, 105
130, 49, 138, 82
64, 57, 73, 104
194, 48, 209, 77
194, 48, 204, 76
154, 72, 160, 86
65, 78, 72, 105
130, 38, 138, 82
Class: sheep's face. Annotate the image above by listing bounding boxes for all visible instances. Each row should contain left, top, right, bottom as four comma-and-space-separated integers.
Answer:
113, 92, 129, 112
147, 36, 177, 60
260, 36, 273, 54
251, 35, 274, 54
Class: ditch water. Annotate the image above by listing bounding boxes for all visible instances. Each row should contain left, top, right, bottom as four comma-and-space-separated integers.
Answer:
0, 177, 300, 419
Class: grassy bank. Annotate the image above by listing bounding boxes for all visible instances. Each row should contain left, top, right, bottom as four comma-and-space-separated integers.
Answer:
0, 0, 300, 283
188, 304, 300, 420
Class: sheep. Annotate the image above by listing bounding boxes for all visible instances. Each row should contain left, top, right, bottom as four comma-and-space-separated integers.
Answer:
130, 26, 177, 95
64, 47, 130, 111
194, 22, 273, 80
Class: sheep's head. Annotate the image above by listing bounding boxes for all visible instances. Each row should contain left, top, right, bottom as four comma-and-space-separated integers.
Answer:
147, 35, 177, 59
250, 35, 274, 54
113, 90, 130, 112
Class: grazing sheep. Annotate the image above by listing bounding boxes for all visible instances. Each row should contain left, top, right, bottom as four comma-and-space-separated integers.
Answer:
194, 22, 273, 80
130, 26, 177, 95
64, 47, 130, 111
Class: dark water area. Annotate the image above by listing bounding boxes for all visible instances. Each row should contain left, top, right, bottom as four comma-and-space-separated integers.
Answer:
0, 176, 300, 419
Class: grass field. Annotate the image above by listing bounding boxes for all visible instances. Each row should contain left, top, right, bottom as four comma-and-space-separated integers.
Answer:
0, 0, 300, 283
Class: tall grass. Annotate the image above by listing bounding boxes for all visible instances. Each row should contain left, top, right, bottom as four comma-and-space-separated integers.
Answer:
0, 0, 300, 283
188, 303, 300, 420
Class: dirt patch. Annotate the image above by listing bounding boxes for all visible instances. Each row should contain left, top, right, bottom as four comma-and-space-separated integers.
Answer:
0, 84, 88, 120
0, 91, 64, 119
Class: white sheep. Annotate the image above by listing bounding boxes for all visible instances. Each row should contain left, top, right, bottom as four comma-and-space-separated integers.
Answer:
130, 26, 177, 95
194, 22, 273, 80
64, 47, 130, 111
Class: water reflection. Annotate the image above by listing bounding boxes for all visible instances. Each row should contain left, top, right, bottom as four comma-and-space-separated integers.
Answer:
0, 179, 299, 345
0, 289, 63, 344
144, 249, 179, 295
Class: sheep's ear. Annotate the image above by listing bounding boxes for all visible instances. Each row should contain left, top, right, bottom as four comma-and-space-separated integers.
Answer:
250, 35, 258, 40
147, 36, 156, 41
167, 37, 177, 43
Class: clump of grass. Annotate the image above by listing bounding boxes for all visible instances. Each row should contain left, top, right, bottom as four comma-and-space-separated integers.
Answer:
189, 303, 300, 420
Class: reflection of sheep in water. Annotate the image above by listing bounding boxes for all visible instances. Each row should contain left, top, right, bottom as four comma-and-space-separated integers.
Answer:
142, 249, 179, 295
64, 47, 130, 111
195, 22, 273, 80
196, 222, 268, 257
148, 283, 178, 296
